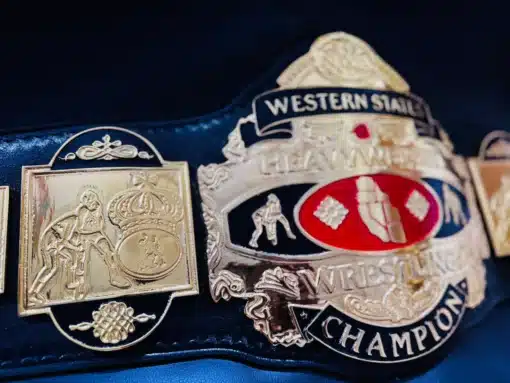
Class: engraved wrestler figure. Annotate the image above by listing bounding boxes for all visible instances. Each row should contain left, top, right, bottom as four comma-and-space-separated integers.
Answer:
138, 233, 166, 272
443, 183, 467, 226
490, 174, 510, 247
249, 194, 296, 248
28, 190, 131, 306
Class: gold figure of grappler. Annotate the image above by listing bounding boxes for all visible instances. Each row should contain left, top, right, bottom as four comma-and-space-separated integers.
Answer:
28, 190, 131, 306
249, 194, 296, 248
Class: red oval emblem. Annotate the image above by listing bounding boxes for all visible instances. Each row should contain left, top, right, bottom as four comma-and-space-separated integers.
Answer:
295, 173, 441, 253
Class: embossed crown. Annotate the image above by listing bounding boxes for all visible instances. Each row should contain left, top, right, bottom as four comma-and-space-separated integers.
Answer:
108, 172, 183, 236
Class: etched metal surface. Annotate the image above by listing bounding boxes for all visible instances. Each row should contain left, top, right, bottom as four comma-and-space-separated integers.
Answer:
19, 127, 199, 351
470, 131, 510, 257
198, 32, 489, 363
249, 194, 296, 248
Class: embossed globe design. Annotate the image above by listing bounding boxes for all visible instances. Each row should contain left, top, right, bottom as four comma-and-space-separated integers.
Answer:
108, 172, 184, 281
117, 229, 182, 280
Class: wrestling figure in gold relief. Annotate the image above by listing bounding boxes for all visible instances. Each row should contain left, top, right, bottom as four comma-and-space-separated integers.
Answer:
28, 190, 131, 306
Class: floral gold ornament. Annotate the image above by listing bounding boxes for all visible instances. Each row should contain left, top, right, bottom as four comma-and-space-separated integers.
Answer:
198, 32, 489, 363
69, 301, 156, 345
19, 126, 198, 351
469, 131, 510, 257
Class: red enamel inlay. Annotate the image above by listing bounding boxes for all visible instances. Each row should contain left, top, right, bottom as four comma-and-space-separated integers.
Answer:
353, 123, 370, 139
297, 173, 441, 253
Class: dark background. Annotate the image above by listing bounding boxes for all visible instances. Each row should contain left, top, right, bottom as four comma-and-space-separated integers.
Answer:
1, 2, 508, 148
1, 2, 509, 382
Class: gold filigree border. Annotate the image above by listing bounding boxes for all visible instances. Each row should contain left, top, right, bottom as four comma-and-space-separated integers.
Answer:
210, 269, 306, 347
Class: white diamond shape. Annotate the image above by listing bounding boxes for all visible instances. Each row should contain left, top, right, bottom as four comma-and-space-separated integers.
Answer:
313, 196, 349, 230
405, 190, 430, 221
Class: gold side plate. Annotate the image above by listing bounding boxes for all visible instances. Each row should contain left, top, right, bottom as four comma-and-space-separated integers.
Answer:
0, 186, 9, 294
18, 127, 198, 351
469, 130, 510, 257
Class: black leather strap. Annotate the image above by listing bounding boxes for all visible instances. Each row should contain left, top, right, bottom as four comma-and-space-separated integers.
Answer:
1, 8, 509, 379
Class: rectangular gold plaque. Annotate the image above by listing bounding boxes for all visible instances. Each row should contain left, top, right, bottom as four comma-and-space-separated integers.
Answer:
19, 165, 197, 316
469, 158, 510, 257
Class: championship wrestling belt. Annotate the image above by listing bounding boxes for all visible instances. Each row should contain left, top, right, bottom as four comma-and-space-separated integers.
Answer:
0, 31, 507, 380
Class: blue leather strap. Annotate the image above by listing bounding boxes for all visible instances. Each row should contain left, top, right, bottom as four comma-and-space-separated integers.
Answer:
17, 301, 510, 383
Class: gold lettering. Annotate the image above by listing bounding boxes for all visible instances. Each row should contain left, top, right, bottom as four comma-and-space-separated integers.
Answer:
338, 265, 357, 291
379, 257, 396, 284
297, 268, 336, 297
366, 263, 384, 287
365, 147, 391, 167
303, 150, 322, 172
